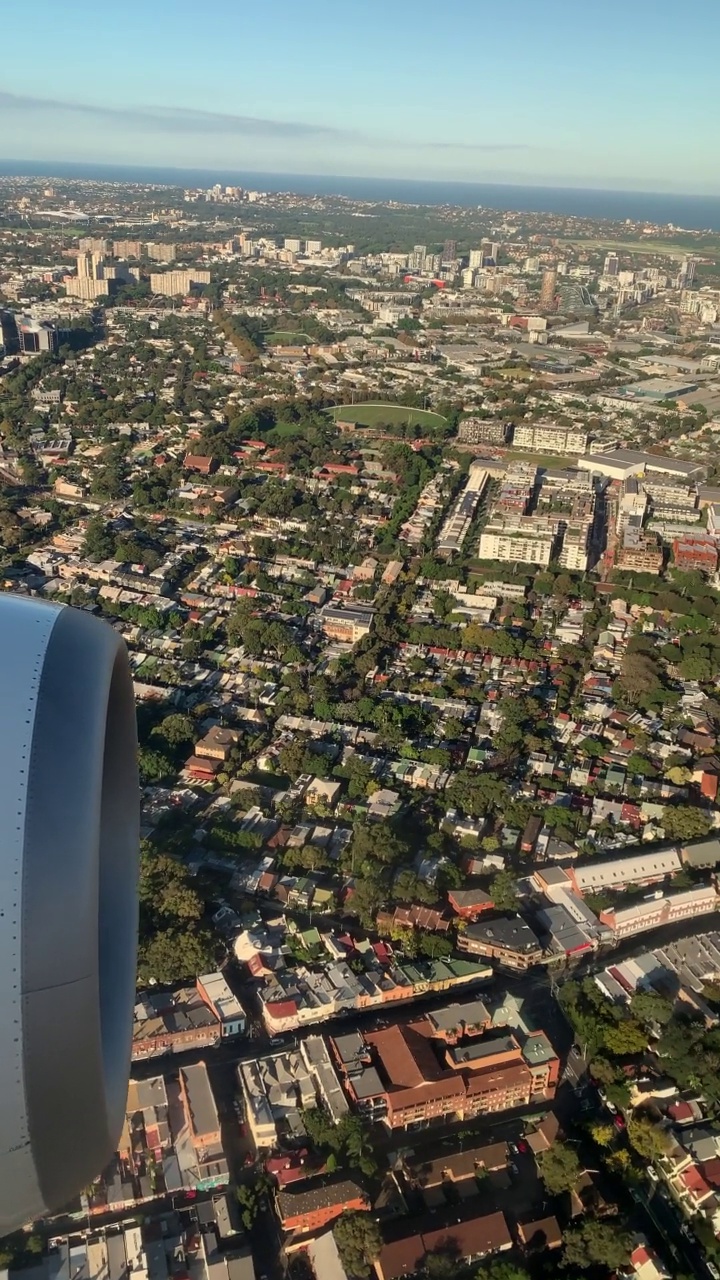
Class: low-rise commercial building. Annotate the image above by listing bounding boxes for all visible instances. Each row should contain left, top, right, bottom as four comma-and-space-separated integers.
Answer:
599, 885, 719, 940
196, 973, 246, 1037
179, 1063, 229, 1190
456, 915, 545, 970
564, 848, 682, 895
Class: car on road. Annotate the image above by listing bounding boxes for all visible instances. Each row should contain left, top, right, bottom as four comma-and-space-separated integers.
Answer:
647, 1166, 659, 1183
706, 1263, 720, 1280
613, 1113, 626, 1130
517, 1138, 529, 1154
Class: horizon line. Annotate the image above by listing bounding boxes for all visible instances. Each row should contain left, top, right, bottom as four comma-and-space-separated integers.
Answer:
0, 158, 719, 202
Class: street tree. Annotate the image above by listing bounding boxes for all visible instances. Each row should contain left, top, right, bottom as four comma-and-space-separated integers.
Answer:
333, 1211, 382, 1278
627, 1114, 671, 1163
489, 870, 520, 914
536, 1141, 581, 1196
561, 1220, 630, 1271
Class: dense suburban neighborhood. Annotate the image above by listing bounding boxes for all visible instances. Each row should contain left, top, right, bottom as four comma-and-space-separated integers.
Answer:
5, 173, 720, 1280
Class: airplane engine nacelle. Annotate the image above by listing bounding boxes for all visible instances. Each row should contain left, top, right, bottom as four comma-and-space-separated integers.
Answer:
0, 596, 139, 1231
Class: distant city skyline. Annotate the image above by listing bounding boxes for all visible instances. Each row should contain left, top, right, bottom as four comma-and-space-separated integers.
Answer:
1, 0, 718, 194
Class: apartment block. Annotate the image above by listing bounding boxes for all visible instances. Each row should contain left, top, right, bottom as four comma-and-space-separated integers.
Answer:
64, 275, 109, 300
377, 1211, 512, 1280
78, 236, 109, 254
276, 1176, 367, 1235
456, 915, 545, 970
112, 239, 144, 258
512, 423, 588, 455
559, 522, 592, 571
146, 242, 177, 263
320, 603, 375, 643
150, 269, 211, 296
331, 1004, 558, 1130
616, 527, 663, 572
478, 520, 554, 566
436, 464, 489, 557
457, 419, 509, 446
672, 535, 718, 574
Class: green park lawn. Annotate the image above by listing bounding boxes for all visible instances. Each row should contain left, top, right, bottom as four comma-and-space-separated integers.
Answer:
267, 330, 313, 345
327, 401, 447, 430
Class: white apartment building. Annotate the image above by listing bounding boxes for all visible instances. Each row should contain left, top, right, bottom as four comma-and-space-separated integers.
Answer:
616, 476, 647, 535
512, 423, 588, 455
559, 525, 592, 571
478, 525, 554, 566
435, 465, 489, 557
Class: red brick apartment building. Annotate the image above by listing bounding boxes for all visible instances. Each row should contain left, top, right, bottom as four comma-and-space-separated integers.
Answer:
672, 536, 718, 574
331, 1012, 558, 1131
376, 1210, 512, 1280
276, 1176, 368, 1235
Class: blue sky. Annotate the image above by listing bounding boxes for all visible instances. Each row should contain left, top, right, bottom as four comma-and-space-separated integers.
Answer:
0, 0, 717, 192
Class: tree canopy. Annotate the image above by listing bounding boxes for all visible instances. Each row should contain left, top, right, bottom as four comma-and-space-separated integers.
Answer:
333, 1211, 382, 1278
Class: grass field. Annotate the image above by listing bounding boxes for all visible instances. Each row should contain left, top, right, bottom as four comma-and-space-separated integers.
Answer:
327, 401, 447, 429
267, 330, 313, 345
266, 421, 305, 441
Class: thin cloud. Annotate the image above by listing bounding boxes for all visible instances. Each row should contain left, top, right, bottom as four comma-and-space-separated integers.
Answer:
0, 90, 349, 140
424, 142, 534, 152
0, 89, 531, 152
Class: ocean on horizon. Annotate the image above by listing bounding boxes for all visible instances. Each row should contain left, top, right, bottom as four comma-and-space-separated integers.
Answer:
2, 159, 720, 232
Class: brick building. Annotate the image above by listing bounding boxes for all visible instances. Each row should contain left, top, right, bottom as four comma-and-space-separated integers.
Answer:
132, 984, 221, 1059
672, 536, 718, 574
376, 1210, 512, 1280
331, 1009, 558, 1130
447, 887, 494, 920
456, 915, 544, 970
132, 974, 245, 1058
276, 1176, 368, 1235
178, 1063, 229, 1189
